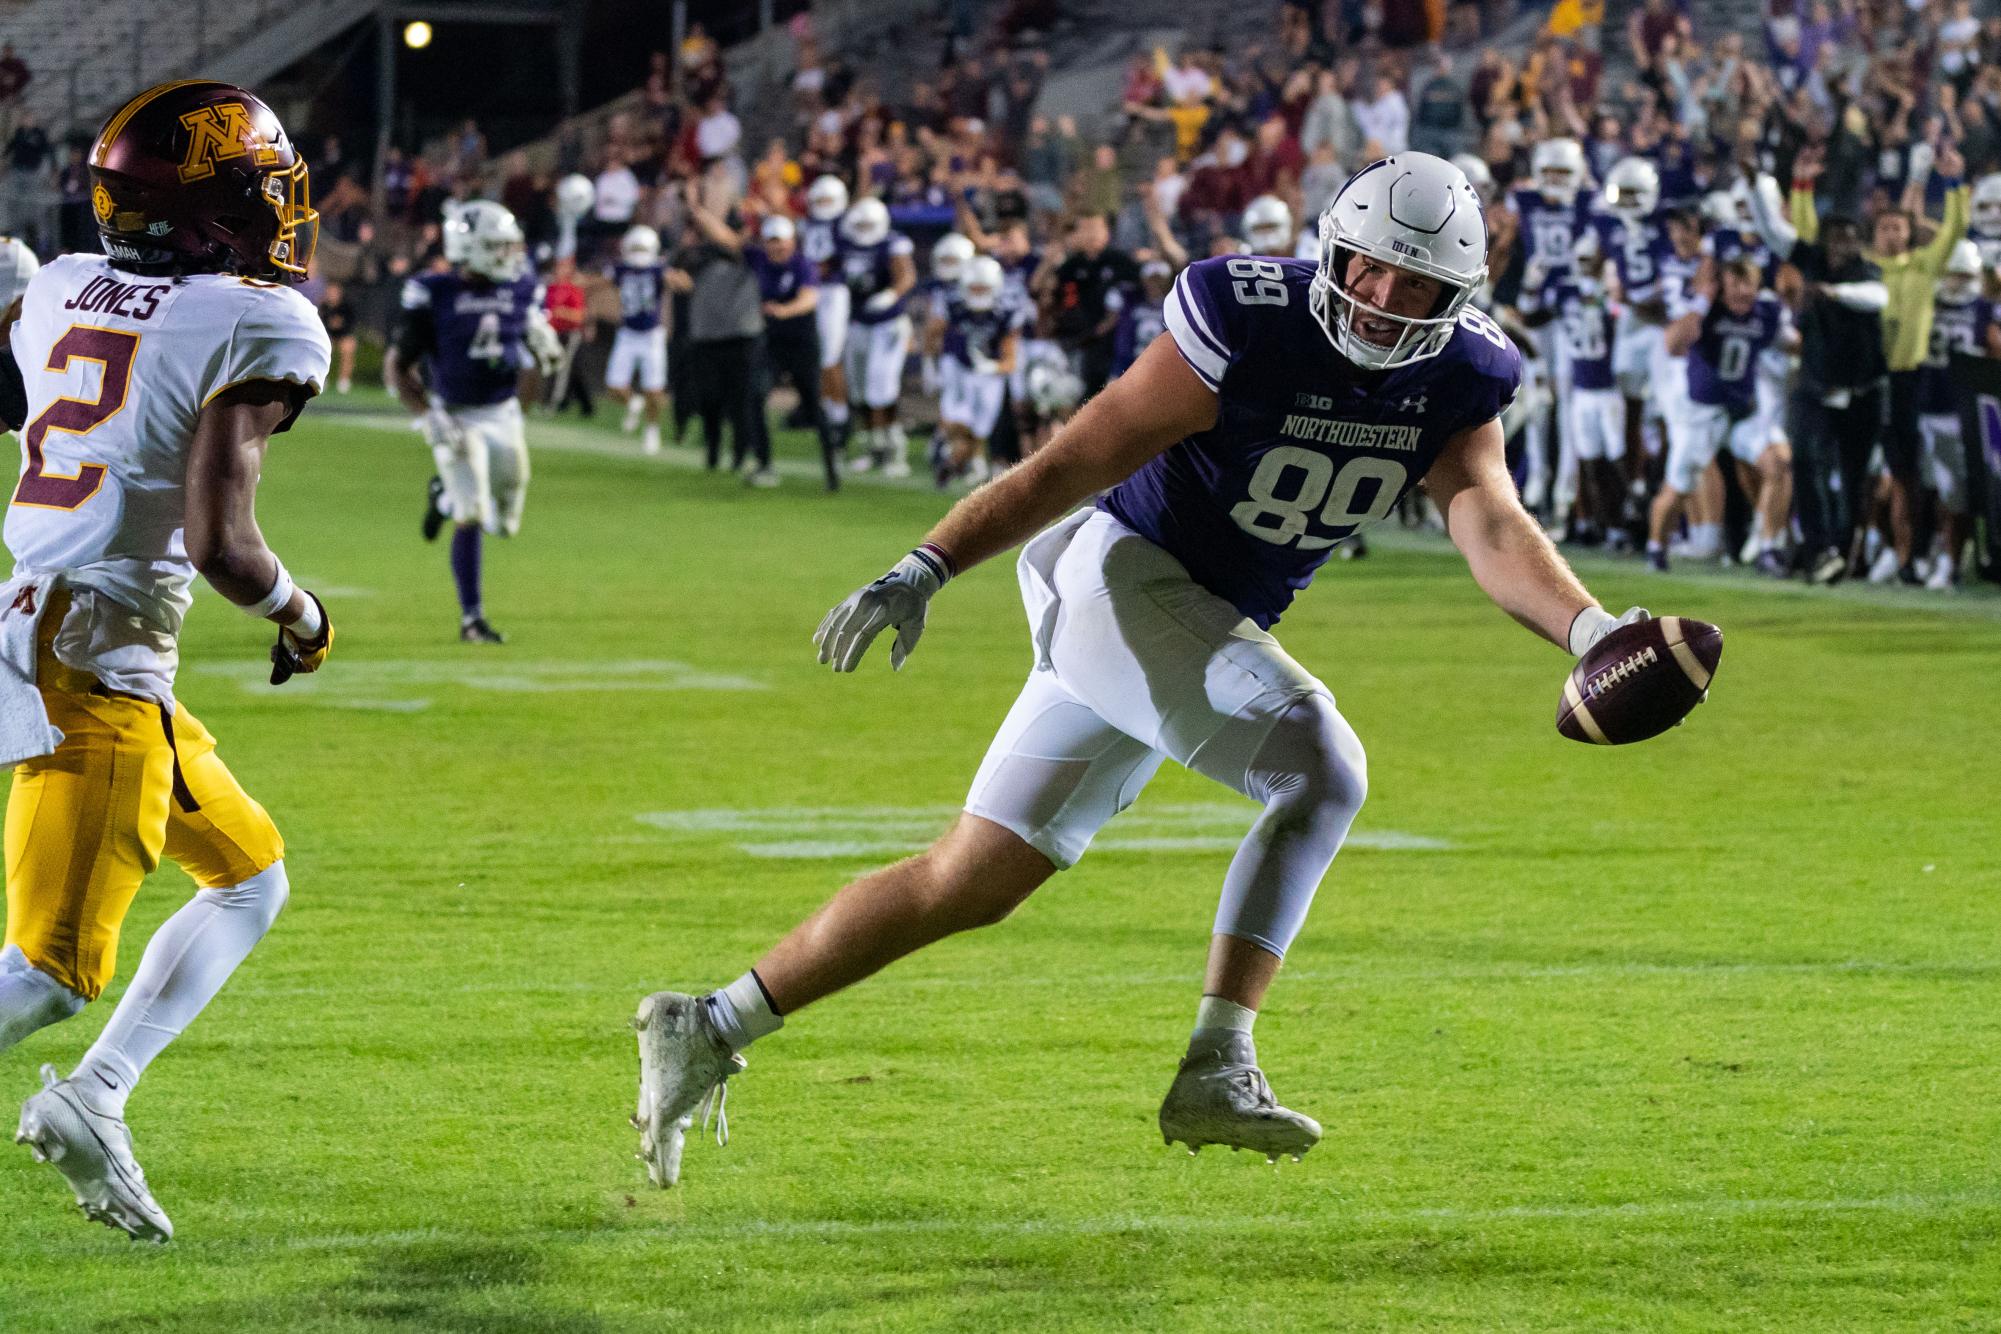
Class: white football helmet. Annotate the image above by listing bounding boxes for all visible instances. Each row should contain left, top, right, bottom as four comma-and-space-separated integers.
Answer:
1940, 237, 1983, 301
1702, 189, 1747, 228
841, 197, 890, 247
554, 173, 595, 221
807, 175, 850, 223
1972, 173, 2001, 238
1531, 138, 1586, 203
620, 224, 661, 266
1311, 153, 1489, 372
0, 236, 40, 311
1243, 195, 1294, 254
760, 214, 796, 243
1450, 153, 1495, 205
932, 232, 975, 284
443, 200, 527, 282
1602, 157, 1659, 219
1027, 354, 1083, 415
960, 255, 1003, 312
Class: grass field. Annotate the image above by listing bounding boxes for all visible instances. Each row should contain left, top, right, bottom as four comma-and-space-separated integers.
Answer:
2, 392, 2000, 1331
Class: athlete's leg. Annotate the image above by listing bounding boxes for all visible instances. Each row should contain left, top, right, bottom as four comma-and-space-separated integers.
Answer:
71, 707, 287, 1115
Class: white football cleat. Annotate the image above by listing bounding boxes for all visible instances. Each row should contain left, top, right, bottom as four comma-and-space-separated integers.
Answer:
1158, 1034, 1321, 1163
1866, 547, 1900, 584
632, 992, 744, 1188
15, 1065, 172, 1242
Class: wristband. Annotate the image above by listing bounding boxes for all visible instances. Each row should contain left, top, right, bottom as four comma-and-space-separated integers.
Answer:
246, 560, 295, 619
1568, 605, 1615, 656
909, 542, 957, 585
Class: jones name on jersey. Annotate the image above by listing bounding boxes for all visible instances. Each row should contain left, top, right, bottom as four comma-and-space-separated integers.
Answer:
1102, 256, 1520, 628
7, 254, 329, 700
398, 270, 541, 408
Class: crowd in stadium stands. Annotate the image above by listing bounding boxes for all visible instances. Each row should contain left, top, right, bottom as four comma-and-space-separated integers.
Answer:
1, 0, 1999, 584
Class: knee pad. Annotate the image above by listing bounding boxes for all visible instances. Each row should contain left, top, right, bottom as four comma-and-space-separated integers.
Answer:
202, 860, 289, 934
1250, 694, 1368, 832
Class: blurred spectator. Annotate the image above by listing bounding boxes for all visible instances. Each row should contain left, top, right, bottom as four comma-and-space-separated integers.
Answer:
1051, 212, 1140, 398
1072, 143, 1124, 218
543, 258, 594, 417
55, 144, 90, 253
0, 44, 28, 139
317, 283, 358, 394
1410, 53, 1467, 157
1353, 74, 1411, 156
3, 111, 53, 253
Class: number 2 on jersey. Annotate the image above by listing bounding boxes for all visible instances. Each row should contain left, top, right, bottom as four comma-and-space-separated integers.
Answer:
14, 325, 138, 511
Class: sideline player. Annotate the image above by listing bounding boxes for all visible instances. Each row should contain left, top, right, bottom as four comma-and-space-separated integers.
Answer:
1505, 137, 1591, 512
1921, 240, 1986, 589
1648, 257, 1795, 570
1522, 232, 1625, 546
935, 256, 1022, 488
0, 80, 333, 1241
802, 176, 853, 468
608, 224, 670, 455
838, 198, 917, 476
631, 154, 1655, 1186
389, 200, 561, 644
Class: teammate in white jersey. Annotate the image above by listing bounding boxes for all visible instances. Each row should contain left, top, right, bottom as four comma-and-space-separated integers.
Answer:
0, 80, 333, 1242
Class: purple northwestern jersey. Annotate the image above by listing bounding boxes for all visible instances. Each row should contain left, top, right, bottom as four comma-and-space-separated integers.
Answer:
1658, 247, 1703, 318
1921, 292, 1985, 413
1595, 212, 1672, 301
839, 232, 915, 325
1527, 274, 1617, 391
1706, 227, 1779, 286
1000, 253, 1040, 323
398, 269, 540, 408
1687, 292, 1787, 410
1510, 188, 1592, 275
747, 244, 816, 306
1101, 257, 1522, 629
915, 276, 956, 326
1112, 294, 1167, 375
611, 262, 666, 332
801, 216, 841, 282
942, 294, 1024, 364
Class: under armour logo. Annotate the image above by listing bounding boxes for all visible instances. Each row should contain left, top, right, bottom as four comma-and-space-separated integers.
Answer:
1396, 395, 1427, 414
7, 587, 35, 618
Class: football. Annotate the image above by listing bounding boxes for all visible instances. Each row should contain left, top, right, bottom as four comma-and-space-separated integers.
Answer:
1557, 616, 1723, 744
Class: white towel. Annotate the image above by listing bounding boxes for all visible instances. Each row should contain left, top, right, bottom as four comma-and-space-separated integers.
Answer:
0, 574, 64, 768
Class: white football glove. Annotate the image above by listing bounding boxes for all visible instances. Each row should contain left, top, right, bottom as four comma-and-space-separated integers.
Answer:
920, 356, 940, 396
814, 547, 952, 672
524, 312, 565, 379
1569, 604, 1650, 656
864, 289, 900, 315
420, 407, 465, 454
970, 352, 1001, 376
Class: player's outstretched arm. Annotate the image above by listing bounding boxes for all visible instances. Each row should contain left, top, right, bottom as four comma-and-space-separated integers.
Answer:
186, 381, 332, 682
1424, 416, 1640, 655
814, 333, 1217, 672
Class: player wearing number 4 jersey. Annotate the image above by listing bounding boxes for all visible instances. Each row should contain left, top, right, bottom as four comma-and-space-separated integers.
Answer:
631, 154, 1651, 1186
0, 80, 333, 1242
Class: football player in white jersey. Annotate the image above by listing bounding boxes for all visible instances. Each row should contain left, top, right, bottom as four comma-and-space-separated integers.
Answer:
0, 81, 333, 1242
1968, 173, 2001, 274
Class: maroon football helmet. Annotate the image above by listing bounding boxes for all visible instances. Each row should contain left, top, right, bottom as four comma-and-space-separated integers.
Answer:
87, 79, 317, 282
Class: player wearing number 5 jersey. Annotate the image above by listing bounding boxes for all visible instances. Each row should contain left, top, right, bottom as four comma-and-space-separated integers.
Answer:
630, 154, 1652, 1187
0, 80, 333, 1242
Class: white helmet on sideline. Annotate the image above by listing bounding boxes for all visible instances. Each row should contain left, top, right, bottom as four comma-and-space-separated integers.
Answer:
960, 255, 1003, 311
1310, 153, 1489, 372
841, 197, 890, 247
807, 175, 850, 222
620, 224, 661, 265
1450, 153, 1495, 205
1941, 237, 1983, 300
0, 236, 40, 311
443, 200, 527, 282
1531, 138, 1586, 204
932, 231, 975, 283
554, 174, 595, 221
1603, 157, 1660, 219
761, 214, 796, 243
1971, 173, 2001, 237
1242, 195, 1293, 253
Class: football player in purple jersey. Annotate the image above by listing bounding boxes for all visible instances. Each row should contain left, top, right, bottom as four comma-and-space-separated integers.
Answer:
630, 154, 1655, 1187
387, 200, 562, 643
1648, 257, 1797, 572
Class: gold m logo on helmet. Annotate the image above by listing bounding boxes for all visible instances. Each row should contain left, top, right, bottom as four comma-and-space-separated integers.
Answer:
176, 103, 278, 183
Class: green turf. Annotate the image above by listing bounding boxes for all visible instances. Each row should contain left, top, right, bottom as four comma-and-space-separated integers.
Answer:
3, 392, 2000, 1331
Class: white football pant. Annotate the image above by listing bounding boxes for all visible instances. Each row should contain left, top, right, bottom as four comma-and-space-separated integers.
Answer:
964, 510, 1367, 957
606, 326, 668, 392
436, 397, 530, 536
843, 315, 911, 411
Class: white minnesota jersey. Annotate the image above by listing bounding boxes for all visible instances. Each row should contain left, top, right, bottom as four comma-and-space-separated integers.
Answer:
5, 253, 329, 701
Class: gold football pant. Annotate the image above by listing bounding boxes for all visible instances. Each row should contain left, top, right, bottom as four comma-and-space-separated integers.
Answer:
3, 602, 283, 1000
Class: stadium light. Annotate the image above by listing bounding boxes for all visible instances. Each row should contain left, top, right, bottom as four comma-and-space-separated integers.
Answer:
403, 20, 433, 49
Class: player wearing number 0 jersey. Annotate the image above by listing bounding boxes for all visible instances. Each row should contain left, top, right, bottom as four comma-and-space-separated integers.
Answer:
629, 154, 1657, 1190
0, 79, 334, 1243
